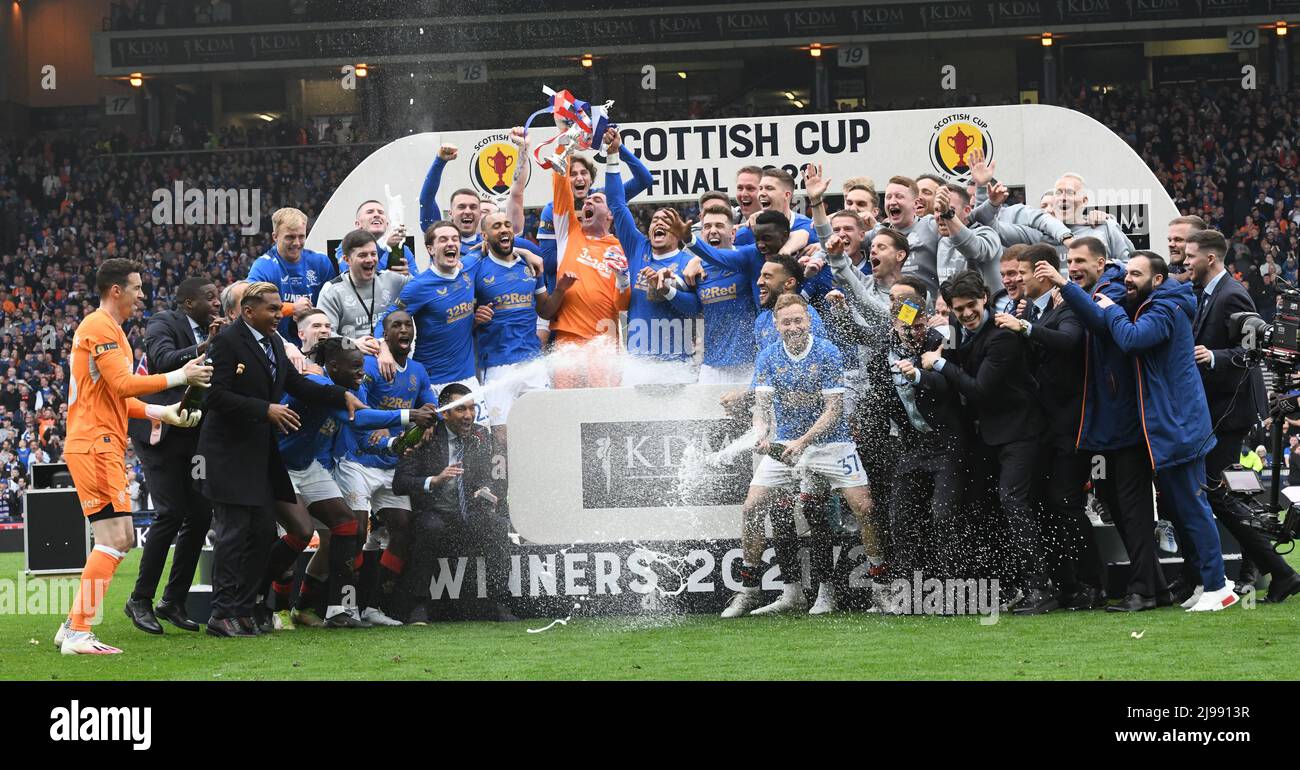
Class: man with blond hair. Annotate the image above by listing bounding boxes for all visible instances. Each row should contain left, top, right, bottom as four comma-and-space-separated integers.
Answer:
248, 207, 340, 340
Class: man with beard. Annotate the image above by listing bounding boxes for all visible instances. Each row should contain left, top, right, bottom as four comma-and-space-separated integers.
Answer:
318, 229, 411, 355
1066, 252, 1236, 612
736, 168, 828, 304
605, 131, 701, 385
472, 211, 570, 446
1043, 238, 1167, 611
334, 200, 414, 274
374, 222, 486, 420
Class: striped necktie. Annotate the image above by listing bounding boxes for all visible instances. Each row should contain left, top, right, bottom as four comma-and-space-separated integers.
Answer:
258, 335, 277, 379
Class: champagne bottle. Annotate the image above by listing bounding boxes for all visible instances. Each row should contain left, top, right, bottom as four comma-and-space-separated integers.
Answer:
392, 423, 425, 453
763, 441, 792, 465
178, 357, 212, 416
386, 240, 405, 271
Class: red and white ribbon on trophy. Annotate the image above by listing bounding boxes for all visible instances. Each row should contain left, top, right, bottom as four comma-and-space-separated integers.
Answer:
522, 85, 615, 174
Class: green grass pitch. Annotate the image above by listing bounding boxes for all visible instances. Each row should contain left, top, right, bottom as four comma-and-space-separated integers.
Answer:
2, 551, 1298, 681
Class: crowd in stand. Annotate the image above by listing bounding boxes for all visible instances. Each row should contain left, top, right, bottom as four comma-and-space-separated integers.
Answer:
4, 83, 1300, 524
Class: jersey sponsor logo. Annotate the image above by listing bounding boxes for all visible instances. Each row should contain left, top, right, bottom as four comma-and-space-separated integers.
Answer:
92, 342, 120, 355
492, 290, 536, 310
483, 275, 496, 285
929, 113, 993, 183
436, 287, 449, 296
699, 284, 738, 302
446, 301, 474, 323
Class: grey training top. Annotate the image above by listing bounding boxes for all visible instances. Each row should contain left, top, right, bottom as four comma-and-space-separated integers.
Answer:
317, 269, 412, 341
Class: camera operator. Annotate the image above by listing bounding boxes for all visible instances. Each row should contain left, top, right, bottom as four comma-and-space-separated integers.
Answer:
1185, 230, 1300, 604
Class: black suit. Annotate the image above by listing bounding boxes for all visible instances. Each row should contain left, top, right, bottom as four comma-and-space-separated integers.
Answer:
940, 314, 1049, 589
196, 319, 346, 621
126, 310, 212, 608
1191, 273, 1294, 581
889, 329, 967, 580
1020, 297, 1103, 592
392, 421, 508, 619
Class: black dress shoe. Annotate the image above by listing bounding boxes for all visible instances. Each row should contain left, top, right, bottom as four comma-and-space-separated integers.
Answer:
325, 611, 370, 629
1238, 559, 1261, 593
1062, 584, 1106, 611
252, 605, 274, 634
1166, 577, 1196, 606
124, 597, 163, 635
154, 601, 200, 631
1013, 588, 1059, 616
1154, 590, 1176, 608
1265, 571, 1300, 603
1106, 593, 1156, 612
237, 616, 263, 635
206, 617, 255, 637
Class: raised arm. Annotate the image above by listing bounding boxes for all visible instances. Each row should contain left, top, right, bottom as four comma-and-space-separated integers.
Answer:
603, 130, 649, 259
419, 144, 456, 234
619, 143, 653, 200
1102, 302, 1174, 354
504, 128, 529, 235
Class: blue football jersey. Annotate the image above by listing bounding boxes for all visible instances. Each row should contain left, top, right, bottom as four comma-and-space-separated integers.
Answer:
752, 336, 851, 444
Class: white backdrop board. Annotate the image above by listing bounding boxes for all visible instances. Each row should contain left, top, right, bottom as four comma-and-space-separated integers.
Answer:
309, 104, 1176, 270
507, 383, 755, 546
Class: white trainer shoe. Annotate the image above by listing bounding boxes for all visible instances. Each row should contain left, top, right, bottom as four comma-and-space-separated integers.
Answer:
1187, 581, 1239, 612
61, 630, 123, 655
720, 587, 764, 618
361, 607, 404, 626
1180, 585, 1205, 609
808, 583, 838, 615
750, 584, 808, 616
54, 619, 72, 646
